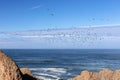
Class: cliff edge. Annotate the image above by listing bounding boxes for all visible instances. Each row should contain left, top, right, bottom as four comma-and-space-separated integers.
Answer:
0, 50, 43, 80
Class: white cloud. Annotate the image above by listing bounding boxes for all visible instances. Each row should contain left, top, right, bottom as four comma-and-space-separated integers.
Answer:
30, 5, 43, 10
0, 26, 120, 49
21, 35, 54, 38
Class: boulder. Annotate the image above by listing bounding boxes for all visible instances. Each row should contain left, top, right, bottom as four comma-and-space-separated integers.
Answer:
20, 68, 43, 80
20, 68, 33, 76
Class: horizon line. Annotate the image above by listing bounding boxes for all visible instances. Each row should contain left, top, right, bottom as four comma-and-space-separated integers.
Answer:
1, 24, 120, 32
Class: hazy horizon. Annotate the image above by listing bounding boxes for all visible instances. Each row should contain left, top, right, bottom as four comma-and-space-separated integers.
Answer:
0, 26, 120, 49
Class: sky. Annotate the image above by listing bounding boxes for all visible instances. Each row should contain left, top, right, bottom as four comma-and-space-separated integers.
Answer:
0, 0, 120, 31
0, 0, 120, 49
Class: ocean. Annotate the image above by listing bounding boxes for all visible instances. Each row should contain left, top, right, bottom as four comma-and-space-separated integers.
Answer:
3, 49, 120, 80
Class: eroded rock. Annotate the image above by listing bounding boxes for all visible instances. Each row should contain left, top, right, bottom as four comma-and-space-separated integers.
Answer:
69, 69, 120, 80
0, 50, 43, 80
0, 50, 23, 80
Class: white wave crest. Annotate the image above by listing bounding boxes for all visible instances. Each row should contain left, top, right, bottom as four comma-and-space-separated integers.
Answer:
29, 68, 67, 80
30, 68, 66, 73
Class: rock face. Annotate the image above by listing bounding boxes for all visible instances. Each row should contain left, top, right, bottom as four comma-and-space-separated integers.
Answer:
0, 50, 23, 80
69, 69, 120, 80
0, 50, 43, 80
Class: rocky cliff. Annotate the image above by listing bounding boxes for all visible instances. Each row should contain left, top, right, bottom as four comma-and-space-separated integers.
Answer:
1, 49, 120, 80
0, 50, 43, 80
69, 69, 120, 80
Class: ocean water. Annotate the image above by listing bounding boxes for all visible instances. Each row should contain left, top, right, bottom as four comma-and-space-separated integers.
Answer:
3, 49, 120, 80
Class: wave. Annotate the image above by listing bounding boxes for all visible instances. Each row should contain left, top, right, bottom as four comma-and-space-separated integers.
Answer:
39, 68, 66, 73
29, 68, 67, 80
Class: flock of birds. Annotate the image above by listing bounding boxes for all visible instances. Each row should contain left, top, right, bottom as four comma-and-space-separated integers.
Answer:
0, 27, 117, 48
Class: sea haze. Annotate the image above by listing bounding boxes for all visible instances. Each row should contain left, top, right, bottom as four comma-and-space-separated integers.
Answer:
3, 49, 120, 80
0, 26, 120, 49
